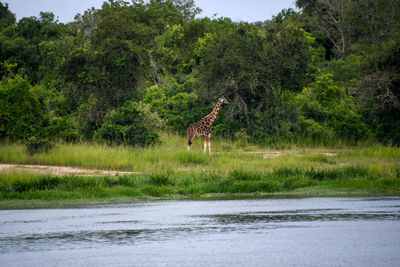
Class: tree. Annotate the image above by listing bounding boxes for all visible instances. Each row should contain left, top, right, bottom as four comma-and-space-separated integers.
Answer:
61, 39, 142, 106
59, 38, 143, 138
72, 8, 102, 41
0, 74, 48, 141
265, 22, 315, 92
296, 0, 400, 57
0, 2, 15, 29
93, 0, 156, 45
197, 24, 265, 117
171, 0, 202, 20
196, 21, 315, 135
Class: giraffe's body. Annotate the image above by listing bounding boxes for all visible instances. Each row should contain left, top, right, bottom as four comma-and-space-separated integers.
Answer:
187, 97, 229, 154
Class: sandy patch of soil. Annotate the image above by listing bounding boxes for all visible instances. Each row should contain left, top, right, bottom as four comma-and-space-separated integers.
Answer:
245, 151, 338, 159
263, 151, 282, 158
244, 151, 282, 158
323, 152, 338, 157
0, 164, 140, 176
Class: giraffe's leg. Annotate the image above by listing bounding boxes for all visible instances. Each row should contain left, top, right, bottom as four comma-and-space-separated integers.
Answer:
207, 134, 212, 155
203, 137, 207, 154
188, 134, 195, 151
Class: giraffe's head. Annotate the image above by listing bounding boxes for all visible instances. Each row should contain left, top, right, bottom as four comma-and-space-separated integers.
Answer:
219, 96, 229, 104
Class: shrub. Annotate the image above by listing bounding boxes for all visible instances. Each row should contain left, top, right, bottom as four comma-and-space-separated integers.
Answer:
296, 73, 368, 142
47, 116, 81, 142
0, 75, 48, 141
297, 116, 333, 141
328, 104, 368, 141
93, 100, 159, 146
25, 136, 54, 155
143, 82, 198, 134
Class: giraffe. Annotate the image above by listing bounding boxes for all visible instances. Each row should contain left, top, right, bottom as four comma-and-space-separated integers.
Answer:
187, 97, 229, 154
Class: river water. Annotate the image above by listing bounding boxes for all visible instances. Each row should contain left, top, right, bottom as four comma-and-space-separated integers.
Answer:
1, 197, 400, 266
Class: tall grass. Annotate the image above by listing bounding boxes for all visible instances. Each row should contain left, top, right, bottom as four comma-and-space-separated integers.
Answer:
1, 133, 400, 205
1, 136, 399, 176
1, 164, 399, 202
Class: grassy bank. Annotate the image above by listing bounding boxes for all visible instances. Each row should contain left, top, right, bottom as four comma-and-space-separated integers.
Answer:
1, 134, 400, 208
0, 167, 399, 209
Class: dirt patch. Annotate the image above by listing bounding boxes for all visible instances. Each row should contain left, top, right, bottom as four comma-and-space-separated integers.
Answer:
244, 151, 282, 158
263, 151, 282, 158
322, 152, 338, 157
245, 151, 338, 159
0, 164, 140, 176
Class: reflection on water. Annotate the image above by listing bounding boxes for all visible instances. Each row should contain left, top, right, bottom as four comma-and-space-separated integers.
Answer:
1, 197, 400, 266
202, 211, 400, 224
1, 227, 211, 253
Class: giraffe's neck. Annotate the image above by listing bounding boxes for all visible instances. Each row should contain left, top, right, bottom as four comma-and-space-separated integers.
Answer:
206, 101, 222, 123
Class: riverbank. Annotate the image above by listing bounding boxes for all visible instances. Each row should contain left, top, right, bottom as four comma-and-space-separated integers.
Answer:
1, 164, 399, 209
1, 135, 400, 209
1, 191, 399, 210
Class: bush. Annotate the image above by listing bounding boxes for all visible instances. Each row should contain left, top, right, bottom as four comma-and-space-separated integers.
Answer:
143, 78, 198, 134
93, 100, 159, 146
47, 116, 81, 142
0, 75, 48, 141
296, 73, 368, 142
297, 116, 333, 141
323, 54, 363, 86
241, 93, 299, 143
328, 104, 368, 141
25, 136, 54, 155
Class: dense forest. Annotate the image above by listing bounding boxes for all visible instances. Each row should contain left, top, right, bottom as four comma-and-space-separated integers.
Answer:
0, 0, 399, 149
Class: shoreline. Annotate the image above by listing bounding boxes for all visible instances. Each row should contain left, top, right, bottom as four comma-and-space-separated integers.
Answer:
1, 190, 399, 210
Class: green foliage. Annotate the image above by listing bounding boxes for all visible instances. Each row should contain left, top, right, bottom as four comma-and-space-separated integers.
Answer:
0, 11, 65, 82
47, 116, 81, 142
195, 21, 318, 141
356, 34, 400, 144
304, 74, 345, 107
155, 24, 186, 74
245, 92, 299, 143
0, 74, 48, 141
0, 0, 399, 146
322, 54, 363, 85
197, 23, 266, 112
297, 116, 333, 141
296, 73, 367, 142
143, 75, 198, 133
25, 136, 54, 155
61, 38, 142, 108
0, 2, 16, 29
265, 23, 315, 92
93, 99, 159, 146
328, 104, 368, 141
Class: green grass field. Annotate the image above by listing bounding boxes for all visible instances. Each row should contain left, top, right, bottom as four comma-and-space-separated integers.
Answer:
1, 133, 400, 208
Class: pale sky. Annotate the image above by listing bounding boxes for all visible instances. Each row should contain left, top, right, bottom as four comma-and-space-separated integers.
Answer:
5, 0, 297, 23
